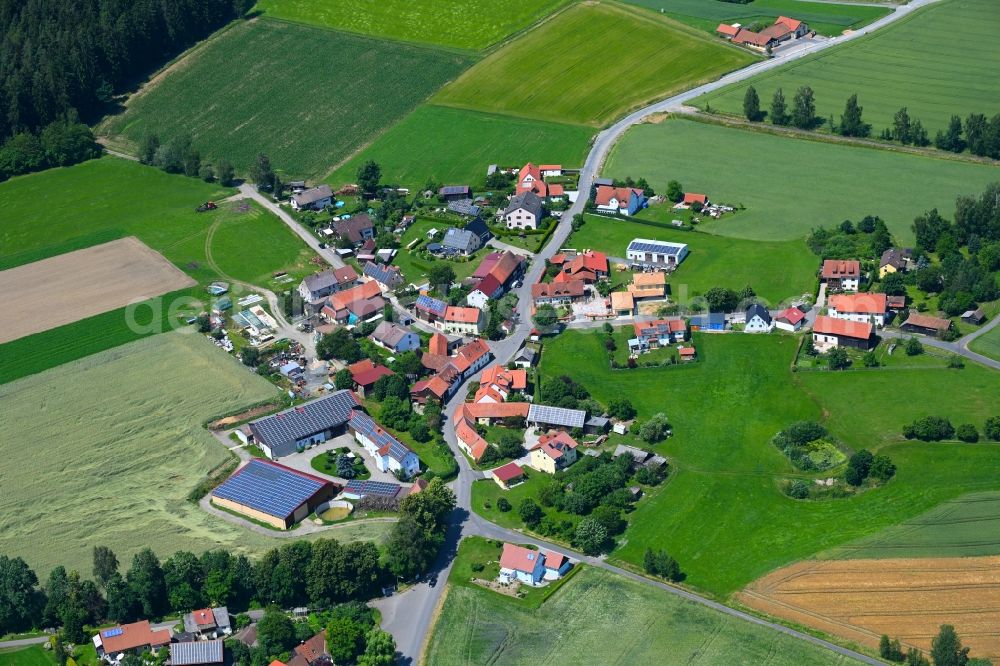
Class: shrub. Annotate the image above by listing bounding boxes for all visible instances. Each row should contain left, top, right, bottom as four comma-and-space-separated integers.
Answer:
904, 337, 924, 356
956, 423, 979, 443
643, 548, 683, 581
496, 497, 511, 512
639, 413, 671, 443
869, 454, 896, 482
903, 416, 955, 441
948, 355, 965, 369
786, 480, 809, 499
845, 449, 874, 486
471, 562, 484, 573
518, 499, 542, 527
985, 416, 1000, 441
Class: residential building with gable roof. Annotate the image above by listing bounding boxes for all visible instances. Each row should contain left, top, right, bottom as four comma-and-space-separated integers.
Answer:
528, 431, 579, 474
828, 293, 888, 327
333, 214, 375, 246
594, 185, 646, 215
504, 191, 544, 230
821, 259, 861, 292
813, 315, 875, 351
626, 239, 688, 268
363, 261, 404, 290
298, 266, 360, 303
348, 410, 420, 478
499, 543, 546, 585
183, 607, 231, 638
532, 280, 586, 305
415, 294, 448, 323
744, 303, 774, 333
370, 321, 419, 353
94, 621, 171, 659
291, 185, 333, 211
775, 307, 806, 332
442, 305, 486, 336
321, 280, 385, 324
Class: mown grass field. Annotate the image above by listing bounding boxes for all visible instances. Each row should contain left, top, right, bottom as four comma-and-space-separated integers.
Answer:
433, 2, 754, 127
570, 213, 817, 304
605, 119, 1000, 243
0, 333, 390, 576
253, 0, 567, 51
426, 565, 864, 664
969, 325, 1000, 362
326, 105, 593, 190
825, 492, 1000, 559
0, 646, 56, 666
625, 0, 889, 37
0, 158, 321, 382
538, 331, 1000, 597
696, 0, 1000, 134
98, 20, 471, 178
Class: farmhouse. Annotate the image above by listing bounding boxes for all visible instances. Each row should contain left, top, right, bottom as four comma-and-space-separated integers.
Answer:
821, 260, 861, 292
453, 404, 491, 461
527, 404, 587, 431
478, 365, 528, 402
774, 307, 806, 332
442, 227, 482, 255
879, 247, 913, 278
298, 266, 360, 303
363, 262, 404, 291
321, 280, 385, 324
682, 192, 708, 207
211, 459, 336, 530
901, 313, 952, 336
468, 251, 525, 308
610, 290, 635, 316
626, 239, 689, 268
744, 303, 774, 333
439, 185, 470, 201
528, 431, 579, 474
442, 305, 486, 336
291, 185, 333, 211
504, 191, 544, 230
716, 23, 740, 38
370, 321, 419, 353
347, 359, 393, 397
349, 410, 420, 478
169, 641, 223, 666
415, 294, 449, 323
628, 272, 667, 299
183, 608, 231, 638
561, 251, 609, 283
492, 462, 525, 490
532, 280, 586, 305
341, 479, 402, 501
594, 185, 646, 215
333, 215, 375, 246
828, 293, 888, 327
242, 390, 359, 459
94, 622, 171, 660
812, 315, 875, 351
730, 17, 807, 50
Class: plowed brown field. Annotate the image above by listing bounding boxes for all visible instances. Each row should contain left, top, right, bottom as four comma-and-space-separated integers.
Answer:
739, 556, 1000, 661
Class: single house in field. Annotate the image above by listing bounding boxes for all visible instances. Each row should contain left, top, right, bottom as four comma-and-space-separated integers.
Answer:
183, 607, 231, 638
821, 259, 861, 292
349, 410, 420, 478
812, 315, 875, 351
370, 321, 420, 353
515, 163, 564, 198
169, 641, 224, 666
211, 459, 336, 530
774, 307, 805, 332
94, 622, 171, 660
962, 308, 986, 325
333, 214, 375, 246
594, 185, 646, 215
828, 293, 888, 327
298, 266, 360, 303
527, 404, 587, 431
682, 192, 708, 207
532, 280, 586, 305
241, 391, 359, 459
528, 431, 579, 474
626, 239, 689, 268
504, 191, 544, 230
492, 462, 525, 489
439, 185, 470, 201
363, 262, 404, 291
901, 313, 952, 336
879, 247, 913, 278
442, 227, 482, 255
499, 543, 546, 585
744, 303, 774, 333
291, 185, 333, 211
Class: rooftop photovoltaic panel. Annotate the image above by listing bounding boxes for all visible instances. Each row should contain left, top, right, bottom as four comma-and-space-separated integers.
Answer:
343, 479, 402, 498
349, 412, 414, 462
169, 640, 223, 666
415, 294, 447, 316
627, 240, 686, 255
528, 404, 587, 429
440, 185, 469, 195
103, 628, 123, 638
364, 262, 402, 286
248, 390, 358, 448
212, 459, 330, 519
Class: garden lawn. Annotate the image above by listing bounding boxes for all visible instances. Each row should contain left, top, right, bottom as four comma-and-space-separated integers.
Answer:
539, 330, 1000, 597
472, 471, 581, 535
969, 324, 1000, 363
0, 647, 56, 666
253, 0, 568, 51
98, 20, 471, 179
0, 332, 390, 576
571, 213, 817, 304
433, 2, 754, 127
605, 119, 1000, 243
326, 105, 593, 190
425, 566, 864, 664
389, 218, 487, 286
625, 0, 889, 37
695, 0, 1000, 134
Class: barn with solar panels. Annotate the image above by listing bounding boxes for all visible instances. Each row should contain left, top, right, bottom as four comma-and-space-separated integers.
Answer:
626, 238, 689, 268
526, 404, 588, 432
243, 390, 359, 459
211, 459, 336, 529
349, 411, 421, 478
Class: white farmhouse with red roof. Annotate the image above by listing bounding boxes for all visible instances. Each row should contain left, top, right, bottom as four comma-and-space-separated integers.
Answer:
499, 543, 571, 585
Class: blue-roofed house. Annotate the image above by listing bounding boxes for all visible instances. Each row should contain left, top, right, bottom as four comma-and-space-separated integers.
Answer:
415, 294, 448, 323
348, 411, 420, 478
243, 390, 360, 459
211, 459, 336, 529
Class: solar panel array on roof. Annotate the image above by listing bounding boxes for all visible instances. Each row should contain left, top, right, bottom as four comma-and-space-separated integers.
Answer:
627, 240, 686, 255
343, 479, 402, 498
103, 628, 123, 638
212, 459, 329, 519
170, 640, 224, 666
349, 411, 414, 463
363, 262, 402, 287
415, 294, 447, 316
527, 404, 587, 429
248, 391, 358, 451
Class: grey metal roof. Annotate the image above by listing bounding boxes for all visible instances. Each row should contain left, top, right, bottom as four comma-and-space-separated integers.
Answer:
443, 228, 479, 253
343, 479, 402, 498
349, 411, 416, 463
363, 261, 403, 287
292, 185, 333, 207
505, 191, 543, 218
212, 459, 330, 519
170, 640, 223, 666
448, 199, 481, 216
627, 239, 687, 255
248, 391, 359, 450
439, 185, 470, 196
527, 404, 587, 429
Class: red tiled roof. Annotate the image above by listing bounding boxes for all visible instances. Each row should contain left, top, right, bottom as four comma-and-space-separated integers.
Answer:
536, 431, 578, 450
829, 293, 887, 315
539, 164, 561, 171
776, 308, 805, 325
633, 318, 685, 337
445, 306, 482, 324
352, 364, 393, 388
813, 315, 873, 339
566, 251, 608, 277
332, 265, 359, 284
500, 543, 542, 574
480, 365, 527, 391
683, 192, 707, 204
716, 23, 740, 37
292, 632, 327, 665
532, 280, 585, 300
191, 608, 216, 627
775, 15, 802, 30
548, 184, 565, 196
903, 313, 951, 331
456, 338, 491, 366
474, 385, 506, 404
549, 254, 567, 265
465, 402, 530, 419
429, 332, 449, 356
821, 259, 861, 279
474, 274, 503, 298
492, 462, 524, 483
453, 404, 490, 460
594, 185, 642, 207
544, 551, 567, 571
472, 252, 502, 280
99, 621, 171, 654
488, 251, 524, 286
679, 347, 696, 357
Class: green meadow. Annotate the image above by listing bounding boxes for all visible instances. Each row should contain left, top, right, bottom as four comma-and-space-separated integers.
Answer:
969, 325, 1000, 362
605, 119, 1000, 243
696, 0, 1000, 133
538, 330, 1000, 597
326, 105, 593, 190
433, 2, 754, 127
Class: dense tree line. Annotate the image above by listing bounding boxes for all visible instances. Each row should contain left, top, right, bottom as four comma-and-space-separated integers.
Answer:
0, 117, 100, 181
0, 481, 455, 639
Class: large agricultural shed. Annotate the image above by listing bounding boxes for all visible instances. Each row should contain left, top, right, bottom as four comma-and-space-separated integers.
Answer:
241, 390, 359, 458
211, 459, 336, 530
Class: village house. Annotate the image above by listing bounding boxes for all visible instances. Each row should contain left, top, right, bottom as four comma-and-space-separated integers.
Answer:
448, 198, 480, 217
513, 345, 538, 369
285, 631, 330, 666
901, 313, 952, 336
633, 319, 686, 347
477, 364, 528, 403
499, 543, 546, 585
321, 280, 385, 324
528, 431, 579, 474
333, 214, 375, 246
463, 401, 530, 427
679, 346, 696, 362
442, 227, 482, 255
290, 184, 333, 211
94, 621, 172, 661
415, 293, 449, 324
812, 315, 876, 351
879, 247, 914, 278
610, 290, 636, 316
558, 250, 609, 283
492, 461, 525, 490
828, 293, 888, 327
439, 185, 470, 201
467, 251, 525, 308
441, 305, 486, 336
594, 185, 647, 215
515, 163, 565, 199
298, 266, 360, 304
453, 403, 491, 461
744, 303, 774, 333
628, 272, 667, 300
532, 280, 586, 306
626, 239, 689, 269
347, 359, 393, 397
729, 16, 808, 50
774, 307, 806, 332
370, 321, 420, 353
239, 390, 360, 459
821, 259, 861, 292
363, 262, 404, 291
504, 191, 544, 230
183, 607, 231, 639
348, 410, 420, 478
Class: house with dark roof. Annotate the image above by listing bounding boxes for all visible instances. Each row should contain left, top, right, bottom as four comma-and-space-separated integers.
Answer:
813, 315, 875, 351
879, 247, 913, 278
415, 294, 449, 323
901, 313, 952, 336
370, 321, 419, 353
744, 303, 774, 333
689, 312, 726, 331
527, 404, 587, 431
333, 214, 375, 246
169, 641, 223, 666
211, 459, 336, 529
504, 191, 544, 230
298, 266, 360, 303
349, 411, 420, 479
466, 217, 493, 245
242, 391, 360, 459
962, 308, 986, 325
341, 479, 403, 500
442, 227, 481, 255
363, 261, 404, 291
439, 185, 470, 201
447, 199, 481, 217
291, 185, 333, 211
626, 239, 688, 268
183, 607, 231, 638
